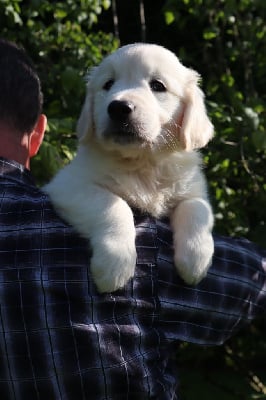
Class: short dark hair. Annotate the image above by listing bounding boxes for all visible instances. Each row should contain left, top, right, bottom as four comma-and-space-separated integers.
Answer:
0, 39, 43, 134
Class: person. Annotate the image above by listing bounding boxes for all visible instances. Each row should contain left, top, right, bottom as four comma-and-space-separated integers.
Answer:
0, 38, 265, 400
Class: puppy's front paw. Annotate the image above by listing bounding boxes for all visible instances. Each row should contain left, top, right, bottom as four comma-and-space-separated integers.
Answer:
90, 237, 137, 293
171, 198, 214, 285
174, 232, 214, 285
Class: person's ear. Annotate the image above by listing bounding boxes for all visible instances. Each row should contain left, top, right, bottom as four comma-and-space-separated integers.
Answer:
29, 114, 47, 157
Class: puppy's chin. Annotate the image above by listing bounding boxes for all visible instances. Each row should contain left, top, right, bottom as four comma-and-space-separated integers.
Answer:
91, 122, 181, 159
93, 128, 182, 159
89, 129, 152, 162
103, 131, 143, 146
101, 124, 150, 147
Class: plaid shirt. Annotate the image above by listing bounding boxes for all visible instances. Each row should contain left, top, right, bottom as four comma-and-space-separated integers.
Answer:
0, 157, 265, 400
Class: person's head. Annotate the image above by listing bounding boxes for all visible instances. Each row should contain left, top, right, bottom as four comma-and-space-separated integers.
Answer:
0, 38, 46, 168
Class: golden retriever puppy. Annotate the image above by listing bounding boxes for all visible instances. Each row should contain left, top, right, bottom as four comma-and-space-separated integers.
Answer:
44, 43, 214, 293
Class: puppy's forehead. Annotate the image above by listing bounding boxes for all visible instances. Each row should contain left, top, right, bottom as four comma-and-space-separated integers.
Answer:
96, 44, 189, 81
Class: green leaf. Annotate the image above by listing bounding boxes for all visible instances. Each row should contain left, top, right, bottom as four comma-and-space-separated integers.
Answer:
203, 29, 218, 40
252, 130, 266, 150
165, 11, 175, 25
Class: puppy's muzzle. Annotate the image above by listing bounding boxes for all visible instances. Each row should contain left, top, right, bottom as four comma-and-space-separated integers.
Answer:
105, 100, 142, 144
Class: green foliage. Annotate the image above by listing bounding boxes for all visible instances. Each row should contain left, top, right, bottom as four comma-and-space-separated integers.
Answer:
162, 0, 266, 246
177, 322, 266, 398
157, 3, 266, 396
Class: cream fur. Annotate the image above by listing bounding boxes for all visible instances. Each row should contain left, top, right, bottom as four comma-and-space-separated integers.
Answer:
44, 43, 214, 293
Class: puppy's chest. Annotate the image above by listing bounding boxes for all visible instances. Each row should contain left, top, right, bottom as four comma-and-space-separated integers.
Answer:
107, 171, 180, 217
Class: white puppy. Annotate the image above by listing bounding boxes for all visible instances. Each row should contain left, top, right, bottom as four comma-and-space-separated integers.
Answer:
44, 43, 214, 293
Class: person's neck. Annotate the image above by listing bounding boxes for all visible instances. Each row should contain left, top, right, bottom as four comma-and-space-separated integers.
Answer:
0, 124, 30, 169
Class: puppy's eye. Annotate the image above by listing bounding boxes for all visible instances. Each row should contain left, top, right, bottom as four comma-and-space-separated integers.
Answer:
149, 79, 166, 92
103, 79, 114, 91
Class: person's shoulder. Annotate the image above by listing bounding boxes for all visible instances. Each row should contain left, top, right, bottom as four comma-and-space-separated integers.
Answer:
214, 234, 266, 257
1, 171, 71, 231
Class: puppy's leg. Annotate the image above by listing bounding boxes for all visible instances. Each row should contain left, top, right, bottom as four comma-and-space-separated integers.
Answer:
171, 198, 214, 284
87, 189, 137, 293
45, 181, 136, 293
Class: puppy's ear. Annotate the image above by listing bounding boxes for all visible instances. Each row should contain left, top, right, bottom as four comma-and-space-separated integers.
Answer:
179, 70, 214, 151
76, 72, 95, 143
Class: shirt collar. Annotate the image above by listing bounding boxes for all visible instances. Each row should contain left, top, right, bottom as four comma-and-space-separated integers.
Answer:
0, 157, 36, 187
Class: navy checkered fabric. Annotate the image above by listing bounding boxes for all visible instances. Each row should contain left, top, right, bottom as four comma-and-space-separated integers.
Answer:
0, 157, 265, 399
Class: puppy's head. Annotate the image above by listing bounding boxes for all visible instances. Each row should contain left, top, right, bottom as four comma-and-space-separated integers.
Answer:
77, 43, 213, 153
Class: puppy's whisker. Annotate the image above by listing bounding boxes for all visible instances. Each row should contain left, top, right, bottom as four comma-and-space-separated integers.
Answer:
156, 120, 181, 152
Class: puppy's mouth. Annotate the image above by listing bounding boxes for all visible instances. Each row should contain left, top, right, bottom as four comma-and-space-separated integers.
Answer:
103, 100, 147, 146
103, 123, 145, 145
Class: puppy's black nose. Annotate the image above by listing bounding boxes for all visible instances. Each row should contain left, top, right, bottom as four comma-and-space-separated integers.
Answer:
108, 100, 135, 121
